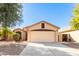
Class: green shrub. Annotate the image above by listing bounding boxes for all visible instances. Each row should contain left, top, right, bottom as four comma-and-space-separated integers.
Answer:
0, 27, 14, 41
13, 33, 21, 42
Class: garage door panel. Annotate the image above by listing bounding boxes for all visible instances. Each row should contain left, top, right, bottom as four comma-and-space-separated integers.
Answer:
30, 31, 56, 42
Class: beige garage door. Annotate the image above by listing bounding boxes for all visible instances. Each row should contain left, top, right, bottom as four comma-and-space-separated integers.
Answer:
30, 31, 56, 42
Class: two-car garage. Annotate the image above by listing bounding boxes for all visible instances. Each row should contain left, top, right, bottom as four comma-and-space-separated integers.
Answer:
29, 30, 56, 42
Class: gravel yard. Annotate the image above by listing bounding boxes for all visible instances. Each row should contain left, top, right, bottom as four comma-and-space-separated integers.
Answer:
0, 41, 27, 55
62, 42, 79, 49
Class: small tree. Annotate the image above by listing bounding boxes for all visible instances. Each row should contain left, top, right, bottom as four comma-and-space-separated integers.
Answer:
70, 4, 79, 30
0, 3, 22, 40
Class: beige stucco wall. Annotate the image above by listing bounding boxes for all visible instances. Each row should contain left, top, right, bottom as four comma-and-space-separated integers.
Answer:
27, 22, 58, 31
60, 30, 79, 42
58, 33, 62, 42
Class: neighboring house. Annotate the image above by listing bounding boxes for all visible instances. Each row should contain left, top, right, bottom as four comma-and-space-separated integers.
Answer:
59, 29, 79, 42
13, 21, 60, 42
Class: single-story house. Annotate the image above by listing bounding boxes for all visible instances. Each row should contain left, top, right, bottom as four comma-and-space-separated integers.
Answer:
59, 29, 79, 42
13, 21, 60, 42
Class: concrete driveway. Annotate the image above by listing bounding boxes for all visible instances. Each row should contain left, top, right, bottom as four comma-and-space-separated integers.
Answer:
20, 42, 79, 56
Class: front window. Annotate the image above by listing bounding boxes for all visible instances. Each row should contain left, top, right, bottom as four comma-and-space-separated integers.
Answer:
41, 23, 45, 28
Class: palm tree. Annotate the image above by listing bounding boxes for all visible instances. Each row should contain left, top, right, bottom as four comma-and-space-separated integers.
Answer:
0, 27, 14, 40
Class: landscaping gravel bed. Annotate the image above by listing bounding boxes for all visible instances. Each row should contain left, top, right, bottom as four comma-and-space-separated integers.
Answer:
0, 41, 27, 55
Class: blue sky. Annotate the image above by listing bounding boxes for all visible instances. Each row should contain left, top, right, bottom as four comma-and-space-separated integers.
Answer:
16, 3, 75, 29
